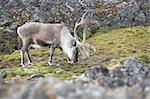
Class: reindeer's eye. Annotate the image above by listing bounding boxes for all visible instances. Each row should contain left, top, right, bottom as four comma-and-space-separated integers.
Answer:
72, 40, 76, 47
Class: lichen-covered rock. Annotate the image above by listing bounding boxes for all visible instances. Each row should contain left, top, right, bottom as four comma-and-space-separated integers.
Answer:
0, 77, 150, 99
84, 65, 108, 80
0, 17, 12, 26
75, 58, 150, 88
0, 0, 149, 28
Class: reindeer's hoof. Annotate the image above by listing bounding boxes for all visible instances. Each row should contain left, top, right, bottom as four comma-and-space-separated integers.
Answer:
20, 63, 26, 67
28, 62, 33, 65
68, 61, 74, 64
48, 62, 53, 66
56, 64, 61, 67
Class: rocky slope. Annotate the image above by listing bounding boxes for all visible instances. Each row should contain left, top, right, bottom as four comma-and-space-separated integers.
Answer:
0, 0, 150, 53
0, 0, 149, 27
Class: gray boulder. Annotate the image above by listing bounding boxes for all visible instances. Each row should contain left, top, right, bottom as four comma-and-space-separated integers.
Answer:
0, 17, 12, 26
0, 70, 7, 79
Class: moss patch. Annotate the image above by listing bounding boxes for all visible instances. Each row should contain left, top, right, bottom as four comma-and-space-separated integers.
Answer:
89, 26, 150, 66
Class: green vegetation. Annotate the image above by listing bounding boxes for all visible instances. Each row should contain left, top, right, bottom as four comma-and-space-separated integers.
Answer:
89, 26, 150, 67
0, 26, 149, 80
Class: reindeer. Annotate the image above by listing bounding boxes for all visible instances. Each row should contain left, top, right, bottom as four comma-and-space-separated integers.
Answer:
17, 11, 95, 67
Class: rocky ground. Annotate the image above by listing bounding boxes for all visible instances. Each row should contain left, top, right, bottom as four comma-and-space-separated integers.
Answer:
0, 58, 150, 99
0, 0, 150, 53
1, 0, 149, 27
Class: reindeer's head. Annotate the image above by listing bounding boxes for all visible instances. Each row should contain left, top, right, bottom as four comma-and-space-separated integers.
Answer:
70, 41, 78, 63
61, 10, 95, 64
60, 27, 79, 63
64, 39, 78, 63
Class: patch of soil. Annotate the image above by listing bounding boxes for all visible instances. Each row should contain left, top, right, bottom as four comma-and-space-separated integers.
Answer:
0, 61, 19, 68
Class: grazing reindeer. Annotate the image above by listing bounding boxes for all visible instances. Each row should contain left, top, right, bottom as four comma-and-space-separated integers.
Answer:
17, 22, 78, 67
17, 10, 96, 67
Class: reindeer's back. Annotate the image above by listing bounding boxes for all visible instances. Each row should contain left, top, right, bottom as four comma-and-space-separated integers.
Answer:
17, 22, 65, 46
17, 22, 64, 38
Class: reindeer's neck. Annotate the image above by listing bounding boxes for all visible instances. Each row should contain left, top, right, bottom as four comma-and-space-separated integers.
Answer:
60, 27, 73, 55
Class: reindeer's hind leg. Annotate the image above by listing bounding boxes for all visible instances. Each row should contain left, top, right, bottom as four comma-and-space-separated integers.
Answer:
20, 48, 25, 67
20, 39, 32, 67
48, 46, 55, 66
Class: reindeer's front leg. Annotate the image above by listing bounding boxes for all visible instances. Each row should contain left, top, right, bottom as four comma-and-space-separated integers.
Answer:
48, 46, 55, 66
26, 49, 33, 65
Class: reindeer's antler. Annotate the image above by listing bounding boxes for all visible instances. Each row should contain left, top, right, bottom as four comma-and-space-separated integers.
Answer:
74, 10, 96, 59
74, 10, 89, 41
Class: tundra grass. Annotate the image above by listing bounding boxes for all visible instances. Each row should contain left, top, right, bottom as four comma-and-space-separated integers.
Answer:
0, 26, 149, 80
